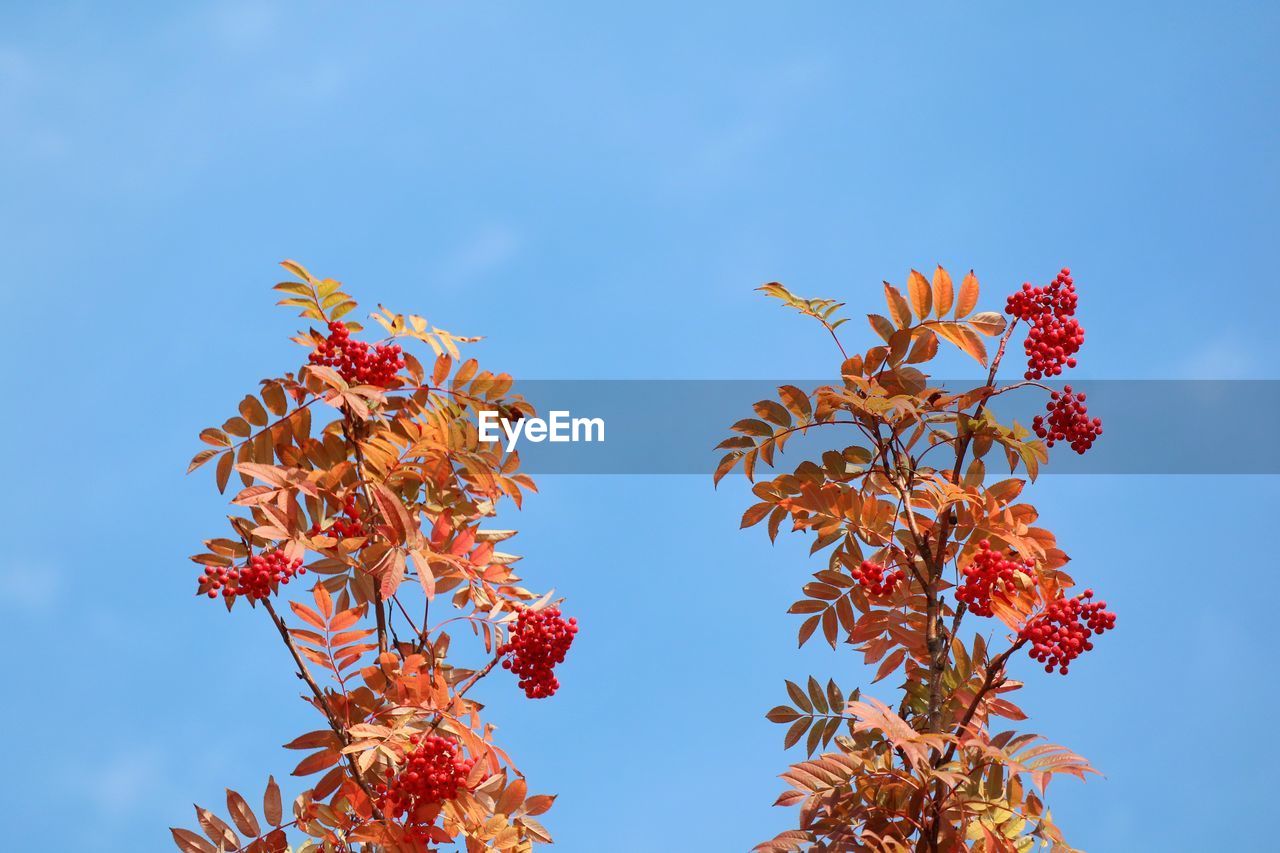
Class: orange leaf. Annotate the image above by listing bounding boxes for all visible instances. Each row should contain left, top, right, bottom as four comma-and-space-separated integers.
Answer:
292, 748, 340, 777
954, 270, 980, 318
873, 647, 907, 682
906, 330, 938, 364
497, 777, 528, 816
932, 266, 954, 316
289, 600, 326, 630
215, 451, 234, 493
520, 794, 556, 816
369, 483, 416, 545
867, 314, 895, 343
906, 269, 932, 318
314, 582, 333, 619
933, 322, 988, 366
329, 608, 362, 632
882, 283, 911, 328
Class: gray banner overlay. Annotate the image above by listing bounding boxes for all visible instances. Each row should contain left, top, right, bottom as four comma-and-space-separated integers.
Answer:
476, 380, 1278, 475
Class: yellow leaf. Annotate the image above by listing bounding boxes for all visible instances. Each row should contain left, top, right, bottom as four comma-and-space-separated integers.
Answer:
933, 321, 988, 366
969, 311, 1007, 336
280, 259, 315, 283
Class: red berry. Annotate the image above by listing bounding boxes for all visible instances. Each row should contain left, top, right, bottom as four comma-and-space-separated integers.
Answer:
309, 493, 369, 543
851, 559, 905, 597
498, 606, 577, 699
378, 734, 479, 831
1018, 591, 1116, 675
1034, 389, 1102, 454
197, 548, 303, 602
308, 321, 404, 387
1005, 268, 1085, 381
954, 540, 1033, 617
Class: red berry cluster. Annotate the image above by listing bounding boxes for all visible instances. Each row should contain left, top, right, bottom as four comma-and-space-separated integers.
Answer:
197, 549, 305, 601
1033, 386, 1103, 454
955, 540, 1033, 617
1019, 590, 1116, 675
1005, 268, 1084, 381
377, 734, 477, 820
852, 560, 905, 596
309, 494, 367, 541
499, 606, 578, 699
308, 321, 404, 387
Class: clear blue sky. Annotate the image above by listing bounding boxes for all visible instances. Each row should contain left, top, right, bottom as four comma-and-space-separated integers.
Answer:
3, 3, 1278, 851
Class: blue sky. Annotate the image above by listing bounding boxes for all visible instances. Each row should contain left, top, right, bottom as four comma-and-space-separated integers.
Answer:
3, 2, 1279, 851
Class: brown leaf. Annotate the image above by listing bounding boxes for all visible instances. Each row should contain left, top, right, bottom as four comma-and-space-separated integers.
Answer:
766, 705, 802, 723
263, 776, 282, 827
786, 680, 812, 712
798, 614, 820, 647
777, 385, 812, 420
741, 502, 773, 529
239, 395, 269, 427
261, 383, 287, 417
867, 313, 895, 343
170, 828, 216, 853
807, 676, 829, 714
783, 717, 812, 749
187, 448, 220, 473
215, 451, 234, 493
873, 647, 907, 683
226, 789, 260, 837
906, 329, 938, 364
195, 807, 239, 849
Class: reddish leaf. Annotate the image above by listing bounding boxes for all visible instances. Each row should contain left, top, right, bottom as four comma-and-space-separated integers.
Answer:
170, 829, 216, 853
226, 789, 260, 837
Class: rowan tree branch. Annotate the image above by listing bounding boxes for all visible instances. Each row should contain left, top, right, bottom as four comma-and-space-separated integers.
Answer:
261, 597, 386, 820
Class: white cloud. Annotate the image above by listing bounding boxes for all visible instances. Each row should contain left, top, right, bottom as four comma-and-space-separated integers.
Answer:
82, 749, 163, 816
666, 54, 832, 192
0, 564, 61, 612
1177, 337, 1258, 379
0, 46, 33, 96
208, 1, 278, 51
434, 225, 524, 286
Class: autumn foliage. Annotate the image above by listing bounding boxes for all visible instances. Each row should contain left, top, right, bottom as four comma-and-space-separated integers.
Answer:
174, 262, 574, 853
719, 268, 1113, 852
